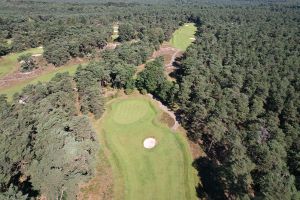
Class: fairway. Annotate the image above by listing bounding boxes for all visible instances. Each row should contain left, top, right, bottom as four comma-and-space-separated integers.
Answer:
169, 23, 197, 51
0, 63, 82, 101
95, 96, 198, 200
0, 47, 43, 78
112, 25, 119, 41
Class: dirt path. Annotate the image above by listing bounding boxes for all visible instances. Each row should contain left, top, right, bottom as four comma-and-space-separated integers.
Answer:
147, 93, 179, 131
166, 50, 180, 67
135, 42, 182, 79
0, 66, 53, 88
0, 57, 88, 90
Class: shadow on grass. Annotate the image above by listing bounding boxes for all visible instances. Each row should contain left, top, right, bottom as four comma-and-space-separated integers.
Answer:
193, 157, 226, 200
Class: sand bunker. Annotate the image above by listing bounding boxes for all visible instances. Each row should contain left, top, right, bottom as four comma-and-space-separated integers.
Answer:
143, 137, 157, 149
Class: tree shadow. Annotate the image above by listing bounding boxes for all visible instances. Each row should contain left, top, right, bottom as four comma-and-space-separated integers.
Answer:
168, 55, 184, 81
193, 157, 226, 200
10, 172, 39, 197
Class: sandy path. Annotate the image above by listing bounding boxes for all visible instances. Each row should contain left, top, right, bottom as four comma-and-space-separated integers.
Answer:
166, 50, 180, 67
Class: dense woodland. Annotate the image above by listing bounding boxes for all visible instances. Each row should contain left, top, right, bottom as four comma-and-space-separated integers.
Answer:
0, 74, 99, 199
0, 0, 299, 199
0, 1, 185, 66
176, 5, 300, 199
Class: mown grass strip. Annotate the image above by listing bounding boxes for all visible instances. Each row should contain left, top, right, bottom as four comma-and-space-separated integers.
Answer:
169, 23, 197, 51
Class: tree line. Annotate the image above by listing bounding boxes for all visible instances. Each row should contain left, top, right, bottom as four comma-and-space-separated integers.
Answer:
174, 4, 300, 199
0, 1, 299, 199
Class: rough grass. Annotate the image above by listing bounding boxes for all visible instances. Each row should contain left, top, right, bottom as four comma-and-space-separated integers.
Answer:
0, 63, 81, 101
169, 23, 197, 51
96, 96, 198, 200
79, 149, 113, 200
0, 47, 43, 78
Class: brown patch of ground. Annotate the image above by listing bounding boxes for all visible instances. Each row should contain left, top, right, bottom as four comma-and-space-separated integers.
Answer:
151, 42, 181, 67
78, 151, 113, 200
135, 63, 145, 76
160, 112, 175, 128
135, 42, 182, 80
0, 57, 88, 89
102, 87, 123, 102
188, 139, 206, 159
174, 125, 206, 159
147, 93, 179, 131
105, 42, 120, 50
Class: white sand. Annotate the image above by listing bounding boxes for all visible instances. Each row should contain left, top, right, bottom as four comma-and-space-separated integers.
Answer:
32, 54, 42, 57
143, 138, 157, 149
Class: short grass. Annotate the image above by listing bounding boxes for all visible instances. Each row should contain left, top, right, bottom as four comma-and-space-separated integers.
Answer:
169, 23, 197, 51
112, 25, 119, 41
0, 47, 43, 78
95, 96, 198, 200
6, 39, 12, 45
0, 63, 81, 101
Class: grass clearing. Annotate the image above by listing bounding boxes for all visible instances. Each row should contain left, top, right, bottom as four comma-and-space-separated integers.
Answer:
6, 39, 12, 45
95, 96, 198, 200
0, 47, 43, 78
0, 63, 82, 101
112, 25, 119, 41
169, 23, 197, 51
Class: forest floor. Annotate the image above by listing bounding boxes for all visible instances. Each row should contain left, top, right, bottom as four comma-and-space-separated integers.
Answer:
89, 93, 198, 200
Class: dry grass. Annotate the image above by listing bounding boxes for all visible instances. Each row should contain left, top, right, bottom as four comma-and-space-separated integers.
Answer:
78, 151, 114, 200
160, 112, 175, 128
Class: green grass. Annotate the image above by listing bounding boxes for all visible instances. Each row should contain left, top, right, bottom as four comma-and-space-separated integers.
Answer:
0, 63, 81, 101
112, 25, 119, 41
0, 47, 43, 78
95, 96, 198, 200
6, 39, 12, 45
169, 23, 197, 51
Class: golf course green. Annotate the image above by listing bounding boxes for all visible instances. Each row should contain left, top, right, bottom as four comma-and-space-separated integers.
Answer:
95, 96, 198, 200
169, 23, 197, 51
0, 47, 43, 78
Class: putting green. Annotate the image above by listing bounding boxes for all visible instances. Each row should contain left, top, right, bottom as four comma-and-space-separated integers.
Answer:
95, 97, 198, 200
169, 23, 197, 51
0, 47, 43, 79
113, 100, 149, 124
